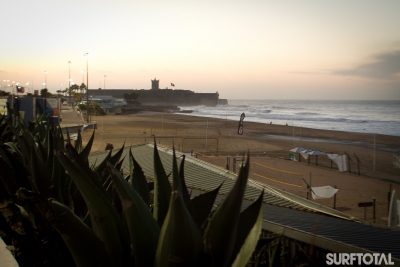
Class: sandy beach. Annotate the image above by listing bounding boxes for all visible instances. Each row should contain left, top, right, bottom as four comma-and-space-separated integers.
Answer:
62, 108, 400, 225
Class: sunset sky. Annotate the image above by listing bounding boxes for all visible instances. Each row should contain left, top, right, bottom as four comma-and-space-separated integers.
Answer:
1, 0, 400, 100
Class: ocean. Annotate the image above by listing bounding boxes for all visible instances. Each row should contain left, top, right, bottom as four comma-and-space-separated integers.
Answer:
179, 100, 400, 137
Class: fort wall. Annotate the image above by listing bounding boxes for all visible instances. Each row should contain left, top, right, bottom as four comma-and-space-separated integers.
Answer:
88, 88, 223, 107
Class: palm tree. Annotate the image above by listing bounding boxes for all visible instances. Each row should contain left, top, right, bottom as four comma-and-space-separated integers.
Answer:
80, 83, 87, 94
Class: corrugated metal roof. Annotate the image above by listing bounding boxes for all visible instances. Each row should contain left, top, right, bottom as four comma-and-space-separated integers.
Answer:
89, 144, 400, 262
91, 144, 350, 216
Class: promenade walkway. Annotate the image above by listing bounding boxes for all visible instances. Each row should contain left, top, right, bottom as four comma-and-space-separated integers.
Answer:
59, 106, 96, 133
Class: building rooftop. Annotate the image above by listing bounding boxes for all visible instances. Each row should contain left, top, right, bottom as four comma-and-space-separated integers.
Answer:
89, 144, 400, 263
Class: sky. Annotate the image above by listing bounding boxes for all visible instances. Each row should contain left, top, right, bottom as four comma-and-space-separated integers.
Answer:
1, 0, 400, 100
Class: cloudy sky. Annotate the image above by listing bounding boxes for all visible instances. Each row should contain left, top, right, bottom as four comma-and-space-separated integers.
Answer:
1, 0, 400, 100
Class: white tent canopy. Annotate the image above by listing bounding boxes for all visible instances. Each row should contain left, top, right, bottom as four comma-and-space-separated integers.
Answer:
311, 186, 339, 200
289, 147, 307, 153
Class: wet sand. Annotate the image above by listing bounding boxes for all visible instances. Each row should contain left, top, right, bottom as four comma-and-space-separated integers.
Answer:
62, 109, 400, 224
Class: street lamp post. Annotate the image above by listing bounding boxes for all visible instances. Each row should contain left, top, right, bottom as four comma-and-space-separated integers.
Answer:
84, 53, 89, 123
104, 75, 106, 90
81, 70, 85, 85
67, 61, 71, 105
44, 71, 48, 91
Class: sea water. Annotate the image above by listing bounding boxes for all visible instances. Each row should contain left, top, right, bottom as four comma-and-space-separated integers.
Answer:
179, 100, 400, 137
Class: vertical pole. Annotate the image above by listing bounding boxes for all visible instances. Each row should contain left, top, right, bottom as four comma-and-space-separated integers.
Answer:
309, 172, 312, 200
333, 185, 337, 209
233, 158, 236, 173
292, 122, 295, 147
373, 197, 376, 223
162, 113, 163, 136
85, 53, 89, 123
205, 119, 208, 152
347, 154, 351, 174
68, 62, 71, 105
373, 134, 376, 173
388, 184, 392, 212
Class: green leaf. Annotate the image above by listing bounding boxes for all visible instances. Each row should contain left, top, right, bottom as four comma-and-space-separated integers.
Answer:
45, 127, 54, 173
231, 191, 264, 267
155, 191, 206, 267
153, 141, 171, 226
52, 126, 66, 203
178, 155, 191, 204
108, 143, 125, 167
0, 149, 20, 197
65, 143, 111, 201
190, 184, 222, 228
129, 148, 150, 206
94, 149, 112, 174
17, 188, 110, 267
56, 149, 131, 266
155, 148, 206, 266
0, 146, 31, 192
74, 129, 83, 153
47, 199, 112, 267
29, 144, 53, 197
203, 156, 250, 267
108, 162, 160, 267
80, 130, 95, 163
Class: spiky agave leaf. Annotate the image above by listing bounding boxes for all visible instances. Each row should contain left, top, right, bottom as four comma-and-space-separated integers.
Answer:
0, 146, 31, 193
153, 140, 171, 226
80, 130, 95, 164
47, 200, 112, 267
190, 184, 222, 229
52, 126, 66, 203
230, 191, 264, 267
108, 162, 160, 266
56, 149, 131, 266
74, 130, 83, 153
203, 156, 250, 267
129, 148, 150, 206
18, 188, 111, 267
29, 144, 53, 197
155, 149, 205, 267
0, 149, 19, 198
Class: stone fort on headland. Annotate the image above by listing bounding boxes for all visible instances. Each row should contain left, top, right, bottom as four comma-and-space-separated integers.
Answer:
88, 78, 227, 107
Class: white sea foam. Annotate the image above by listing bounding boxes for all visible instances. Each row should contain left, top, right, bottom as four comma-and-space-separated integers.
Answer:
178, 99, 400, 137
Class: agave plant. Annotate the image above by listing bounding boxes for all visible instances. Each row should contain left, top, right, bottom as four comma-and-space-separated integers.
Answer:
0, 111, 265, 267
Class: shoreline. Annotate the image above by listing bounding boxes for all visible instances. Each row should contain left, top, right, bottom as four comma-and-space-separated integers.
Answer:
170, 113, 400, 145
177, 97, 400, 137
